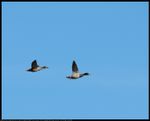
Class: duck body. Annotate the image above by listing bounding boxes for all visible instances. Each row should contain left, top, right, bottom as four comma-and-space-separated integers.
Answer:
66, 72, 89, 79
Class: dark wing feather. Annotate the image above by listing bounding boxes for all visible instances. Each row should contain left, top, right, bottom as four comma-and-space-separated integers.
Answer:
31, 60, 39, 68
72, 60, 79, 72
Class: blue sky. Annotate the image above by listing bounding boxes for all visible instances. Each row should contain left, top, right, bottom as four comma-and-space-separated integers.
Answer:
2, 2, 148, 119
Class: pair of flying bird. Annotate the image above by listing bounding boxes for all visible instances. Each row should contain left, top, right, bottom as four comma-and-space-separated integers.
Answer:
27, 60, 89, 79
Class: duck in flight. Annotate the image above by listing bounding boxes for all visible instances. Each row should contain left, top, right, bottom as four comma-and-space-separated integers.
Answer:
66, 60, 89, 79
26, 60, 48, 72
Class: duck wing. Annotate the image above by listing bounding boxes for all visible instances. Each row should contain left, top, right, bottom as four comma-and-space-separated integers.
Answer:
31, 60, 39, 68
72, 60, 79, 72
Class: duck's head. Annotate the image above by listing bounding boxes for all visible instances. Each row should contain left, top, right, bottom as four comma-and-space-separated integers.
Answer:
42, 66, 48, 69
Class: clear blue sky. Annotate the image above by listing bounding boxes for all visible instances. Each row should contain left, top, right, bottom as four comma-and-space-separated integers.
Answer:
2, 2, 148, 119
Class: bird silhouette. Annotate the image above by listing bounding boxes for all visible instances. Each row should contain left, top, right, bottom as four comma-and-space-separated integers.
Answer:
26, 60, 48, 72
66, 60, 89, 79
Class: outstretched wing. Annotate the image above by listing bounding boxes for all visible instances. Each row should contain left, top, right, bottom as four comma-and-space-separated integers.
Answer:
31, 60, 39, 68
72, 60, 79, 72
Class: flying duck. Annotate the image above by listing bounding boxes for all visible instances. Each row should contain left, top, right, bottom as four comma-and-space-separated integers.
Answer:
26, 60, 48, 72
66, 60, 89, 79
